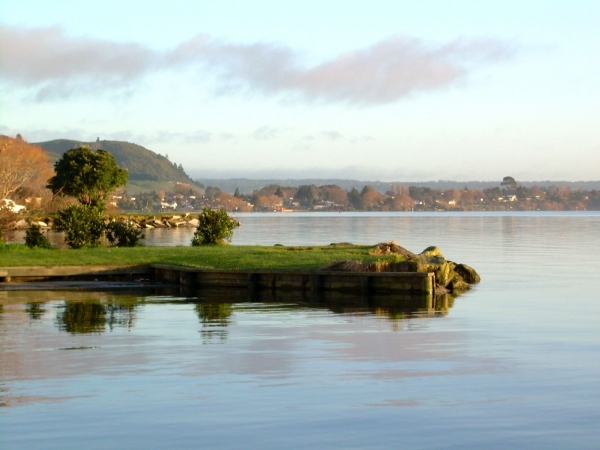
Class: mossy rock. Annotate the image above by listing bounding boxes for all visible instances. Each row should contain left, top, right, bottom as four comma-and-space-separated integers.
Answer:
420, 246, 445, 260
454, 263, 481, 284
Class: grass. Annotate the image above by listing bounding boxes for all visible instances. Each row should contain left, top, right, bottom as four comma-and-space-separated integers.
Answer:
0, 243, 391, 270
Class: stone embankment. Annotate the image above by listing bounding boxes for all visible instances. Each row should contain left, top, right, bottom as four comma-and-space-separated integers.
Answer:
2, 214, 209, 230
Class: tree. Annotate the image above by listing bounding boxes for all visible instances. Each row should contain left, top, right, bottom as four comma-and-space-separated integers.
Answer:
234, 187, 241, 198
205, 186, 221, 199
191, 208, 239, 245
25, 224, 52, 249
348, 187, 363, 209
294, 185, 316, 207
501, 176, 517, 192
0, 135, 53, 200
47, 146, 128, 207
52, 204, 105, 248
105, 221, 144, 247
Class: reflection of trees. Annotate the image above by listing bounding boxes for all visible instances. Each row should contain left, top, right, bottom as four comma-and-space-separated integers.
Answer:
26, 303, 45, 320
106, 303, 137, 331
56, 302, 107, 334
195, 303, 233, 343
55, 299, 138, 334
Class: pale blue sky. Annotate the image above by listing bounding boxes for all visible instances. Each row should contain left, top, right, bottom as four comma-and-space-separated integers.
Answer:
1, 0, 599, 181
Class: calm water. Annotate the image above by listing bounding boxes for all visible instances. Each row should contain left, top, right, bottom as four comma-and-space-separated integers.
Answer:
2, 212, 600, 449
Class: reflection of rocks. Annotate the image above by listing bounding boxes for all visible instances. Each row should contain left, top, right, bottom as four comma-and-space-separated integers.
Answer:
187, 287, 455, 320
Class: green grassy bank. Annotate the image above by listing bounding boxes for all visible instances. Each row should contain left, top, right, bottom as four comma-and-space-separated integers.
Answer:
0, 244, 390, 270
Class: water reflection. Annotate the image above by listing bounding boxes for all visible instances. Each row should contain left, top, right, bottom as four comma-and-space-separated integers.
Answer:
195, 303, 233, 343
25, 302, 45, 320
54, 297, 138, 334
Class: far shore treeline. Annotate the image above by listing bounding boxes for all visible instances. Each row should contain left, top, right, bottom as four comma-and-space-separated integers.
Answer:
1, 135, 599, 220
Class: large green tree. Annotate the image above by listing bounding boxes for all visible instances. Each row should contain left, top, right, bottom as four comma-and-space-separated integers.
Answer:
47, 145, 128, 207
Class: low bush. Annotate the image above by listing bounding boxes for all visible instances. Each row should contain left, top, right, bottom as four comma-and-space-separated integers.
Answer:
105, 221, 144, 247
191, 208, 240, 246
53, 204, 105, 249
25, 224, 52, 249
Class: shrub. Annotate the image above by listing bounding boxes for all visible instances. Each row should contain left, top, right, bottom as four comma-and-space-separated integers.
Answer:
25, 224, 52, 249
105, 221, 144, 247
191, 208, 239, 246
53, 204, 105, 248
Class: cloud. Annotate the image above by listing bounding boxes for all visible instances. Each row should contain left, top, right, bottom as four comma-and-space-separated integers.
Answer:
322, 131, 342, 140
0, 25, 517, 104
154, 129, 212, 144
251, 125, 278, 140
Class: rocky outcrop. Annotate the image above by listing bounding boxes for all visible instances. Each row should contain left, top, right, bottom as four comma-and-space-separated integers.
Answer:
319, 243, 480, 295
402, 246, 480, 293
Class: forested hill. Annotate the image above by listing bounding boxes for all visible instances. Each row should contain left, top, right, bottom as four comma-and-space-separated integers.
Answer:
35, 139, 193, 183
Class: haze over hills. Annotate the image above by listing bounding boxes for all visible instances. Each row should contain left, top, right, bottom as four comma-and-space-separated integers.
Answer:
28, 137, 600, 195
35, 139, 195, 185
196, 178, 600, 195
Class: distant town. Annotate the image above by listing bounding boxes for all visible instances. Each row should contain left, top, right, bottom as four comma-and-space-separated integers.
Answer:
111, 177, 600, 213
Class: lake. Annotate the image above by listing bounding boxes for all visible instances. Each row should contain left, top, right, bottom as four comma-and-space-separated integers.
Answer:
1, 212, 600, 449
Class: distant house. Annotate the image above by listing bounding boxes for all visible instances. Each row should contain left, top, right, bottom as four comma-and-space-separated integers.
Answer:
313, 200, 335, 209
503, 195, 517, 202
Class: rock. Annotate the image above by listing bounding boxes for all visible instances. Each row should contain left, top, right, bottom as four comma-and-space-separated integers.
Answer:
37, 221, 48, 227
152, 220, 166, 228
318, 260, 371, 272
188, 219, 199, 227
15, 219, 28, 229
373, 241, 415, 257
448, 275, 472, 292
419, 246, 445, 260
435, 284, 450, 295
454, 263, 481, 284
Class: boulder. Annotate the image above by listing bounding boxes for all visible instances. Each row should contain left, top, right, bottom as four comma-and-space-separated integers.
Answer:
454, 263, 481, 284
419, 246, 445, 260
373, 241, 415, 257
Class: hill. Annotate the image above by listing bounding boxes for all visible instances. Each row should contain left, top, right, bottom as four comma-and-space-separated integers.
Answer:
35, 139, 194, 185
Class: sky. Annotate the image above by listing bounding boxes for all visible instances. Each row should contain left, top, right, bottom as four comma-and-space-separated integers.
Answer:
1, 0, 599, 181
